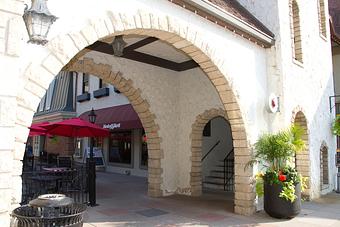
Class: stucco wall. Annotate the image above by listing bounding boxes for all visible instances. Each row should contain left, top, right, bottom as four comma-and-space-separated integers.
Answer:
1, 0, 336, 222
277, 0, 336, 198
81, 51, 227, 193
240, 0, 337, 198
177, 68, 225, 191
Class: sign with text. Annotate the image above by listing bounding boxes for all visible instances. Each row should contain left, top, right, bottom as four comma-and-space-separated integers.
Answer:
84, 147, 105, 167
103, 123, 121, 130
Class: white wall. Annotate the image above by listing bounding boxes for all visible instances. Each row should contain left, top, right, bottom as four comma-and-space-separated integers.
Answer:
276, 0, 336, 198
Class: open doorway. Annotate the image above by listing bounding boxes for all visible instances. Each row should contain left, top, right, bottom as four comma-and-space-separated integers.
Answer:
201, 117, 234, 194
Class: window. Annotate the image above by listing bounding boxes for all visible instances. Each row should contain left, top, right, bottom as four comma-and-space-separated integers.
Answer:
45, 78, 56, 111
109, 131, 132, 165
82, 74, 89, 93
318, 0, 327, 38
320, 145, 329, 187
140, 130, 148, 168
99, 79, 107, 89
290, 0, 303, 63
38, 94, 46, 112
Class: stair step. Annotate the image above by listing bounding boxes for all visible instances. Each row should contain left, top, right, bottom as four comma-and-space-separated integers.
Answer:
211, 170, 224, 173
203, 181, 225, 186
203, 180, 228, 190
219, 159, 234, 162
206, 176, 224, 179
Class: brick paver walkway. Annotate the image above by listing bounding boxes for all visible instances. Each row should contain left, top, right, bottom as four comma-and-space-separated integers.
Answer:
83, 172, 340, 227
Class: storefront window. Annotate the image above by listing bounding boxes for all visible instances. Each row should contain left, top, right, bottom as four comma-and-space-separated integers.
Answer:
140, 130, 148, 168
93, 137, 103, 148
109, 131, 132, 165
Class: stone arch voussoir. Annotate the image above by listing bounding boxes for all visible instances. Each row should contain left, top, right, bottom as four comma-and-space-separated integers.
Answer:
67, 58, 163, 197
291, 107, 311, 199
190, 108, 254, 214
19, 9, 253, 215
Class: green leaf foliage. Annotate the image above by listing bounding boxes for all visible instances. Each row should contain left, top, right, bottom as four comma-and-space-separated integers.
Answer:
332, 115, 340, 136
248, 125, 307, 203
250, 125, 305, 171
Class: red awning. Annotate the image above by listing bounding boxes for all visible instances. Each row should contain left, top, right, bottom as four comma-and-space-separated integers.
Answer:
79, 104, 143, 130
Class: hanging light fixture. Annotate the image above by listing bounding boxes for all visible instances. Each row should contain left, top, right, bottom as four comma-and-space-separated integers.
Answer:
88, 108, 97, 124
23, 0, 57, 45
111, 35, 127, 57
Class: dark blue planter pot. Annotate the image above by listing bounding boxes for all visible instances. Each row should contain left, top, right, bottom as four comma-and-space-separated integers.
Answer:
264, 182, 301, 219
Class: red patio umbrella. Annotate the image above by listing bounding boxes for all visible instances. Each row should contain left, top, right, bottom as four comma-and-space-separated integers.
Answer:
41, 118, 110, 138
28, 122, 50, 137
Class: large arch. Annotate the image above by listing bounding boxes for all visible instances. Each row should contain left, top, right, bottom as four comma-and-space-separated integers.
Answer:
190, 108, 229, 196
67, 58, 163, 197
16, 10, 253, 215
291, 107, 311, 199
190, 108, 252, 213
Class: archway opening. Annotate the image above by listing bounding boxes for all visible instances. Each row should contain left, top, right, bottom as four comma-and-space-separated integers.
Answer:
201, 116, 234, 198
320, 144, 329, 190
19, 26, 254, 215
293, 111, 310, 199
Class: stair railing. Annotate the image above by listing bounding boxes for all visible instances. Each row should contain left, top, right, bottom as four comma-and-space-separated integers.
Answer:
224, 148, 234, 191
201, 140, 220, 162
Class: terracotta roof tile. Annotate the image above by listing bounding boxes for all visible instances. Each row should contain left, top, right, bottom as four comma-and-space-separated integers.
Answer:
206, 0, 274, 37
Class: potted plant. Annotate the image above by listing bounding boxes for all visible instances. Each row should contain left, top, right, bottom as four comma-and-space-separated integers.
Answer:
247, 125, 307, 218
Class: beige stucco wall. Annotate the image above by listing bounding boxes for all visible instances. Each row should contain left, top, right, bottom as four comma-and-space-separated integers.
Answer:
82, 51, 224, 193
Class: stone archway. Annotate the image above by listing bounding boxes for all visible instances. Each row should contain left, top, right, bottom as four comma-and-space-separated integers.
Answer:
16, 10, 253, 215
190, 108, 253, 213
67, 58, 163, 197
292, 107, 310, 199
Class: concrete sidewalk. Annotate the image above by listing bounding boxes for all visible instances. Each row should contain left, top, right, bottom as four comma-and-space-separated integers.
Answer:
83, 172, 340, 227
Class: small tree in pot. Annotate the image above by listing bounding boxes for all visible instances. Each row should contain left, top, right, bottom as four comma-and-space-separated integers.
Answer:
248, 125, 307, 218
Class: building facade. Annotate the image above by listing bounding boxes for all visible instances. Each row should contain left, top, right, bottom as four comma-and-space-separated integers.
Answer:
75, 73, 148, 177
0, 0, 337, 225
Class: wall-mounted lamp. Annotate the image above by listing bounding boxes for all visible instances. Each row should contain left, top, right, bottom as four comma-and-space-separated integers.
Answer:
111, 35, 127, 57
23, 0, 57, 45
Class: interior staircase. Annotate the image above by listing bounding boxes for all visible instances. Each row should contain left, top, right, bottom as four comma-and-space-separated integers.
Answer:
203, 149, 234, 192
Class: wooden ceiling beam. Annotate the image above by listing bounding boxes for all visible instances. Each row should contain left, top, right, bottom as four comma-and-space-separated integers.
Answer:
86, 39, 198, 71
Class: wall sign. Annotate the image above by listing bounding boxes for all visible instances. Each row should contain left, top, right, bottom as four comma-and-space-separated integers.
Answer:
83, 147, 105, 167
103, 123, 121, 130
267, 93, 279, 113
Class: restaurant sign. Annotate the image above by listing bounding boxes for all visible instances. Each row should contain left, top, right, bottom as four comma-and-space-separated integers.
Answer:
103, 123, 121, 130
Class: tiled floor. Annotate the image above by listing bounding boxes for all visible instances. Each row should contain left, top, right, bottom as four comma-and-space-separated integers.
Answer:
83, 172, 340, 227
